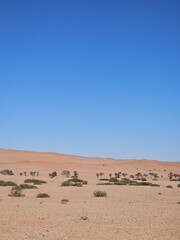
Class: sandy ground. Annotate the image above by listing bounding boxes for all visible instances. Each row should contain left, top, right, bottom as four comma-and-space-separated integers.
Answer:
0, 149, 180, 240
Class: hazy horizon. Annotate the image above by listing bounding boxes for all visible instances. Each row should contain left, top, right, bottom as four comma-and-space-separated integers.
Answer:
0, 1, 179, 162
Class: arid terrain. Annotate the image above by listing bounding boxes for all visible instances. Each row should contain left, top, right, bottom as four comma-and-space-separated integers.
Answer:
0, 148, 180, 240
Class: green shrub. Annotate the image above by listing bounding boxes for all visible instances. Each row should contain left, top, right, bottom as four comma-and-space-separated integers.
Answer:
19, 184, 37, 189
61, 181, 73, 186
0, 180, 17, 187
67, 178, 88, 184
62, 178, 87, 187
93, 190, 107, 197
36, 193, 50, 198
24, 179, 47, 185
67, 178, 83, 182
128, 181, 160, 187
136, 182, 152, 186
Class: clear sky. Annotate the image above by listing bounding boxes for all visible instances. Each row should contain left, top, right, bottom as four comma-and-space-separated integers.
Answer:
0, 0, 179, 161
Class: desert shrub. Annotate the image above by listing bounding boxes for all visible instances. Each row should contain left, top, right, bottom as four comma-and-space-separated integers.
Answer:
61, 199, 69, 204
61, 180, 83, 187
36, 193, 50, 198
109, 177, 119, 183
0, 180, 17, 187
67, 178, 83, 183
128, 181, 160, 187
96, 182, 113, 185
62, 178, 87, 186
19, 184, 37, 189
166, 185, 173, 188
49, 171, 57, 178
24, 179, 47, 185
8, 186, 25, 197
0, 169, 14, 175
93, 190, 107, 197
66, 178, 88, 184
137, 182, 152, 186
151, 184, 160, 187
177, 184, 180, 187
61, 181, 74, 186
99, 178, 109, 181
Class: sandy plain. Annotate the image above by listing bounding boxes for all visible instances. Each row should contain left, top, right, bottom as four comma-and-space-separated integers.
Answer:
0, 148, 180, 240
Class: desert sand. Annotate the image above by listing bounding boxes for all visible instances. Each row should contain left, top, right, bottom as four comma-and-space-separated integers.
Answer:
0, 148, 180, 240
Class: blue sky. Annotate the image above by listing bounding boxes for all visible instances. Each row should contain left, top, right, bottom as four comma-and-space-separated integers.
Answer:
0, 0, 179, 161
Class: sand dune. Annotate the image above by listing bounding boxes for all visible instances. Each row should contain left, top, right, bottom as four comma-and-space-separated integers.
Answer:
0, 148, 179, 173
